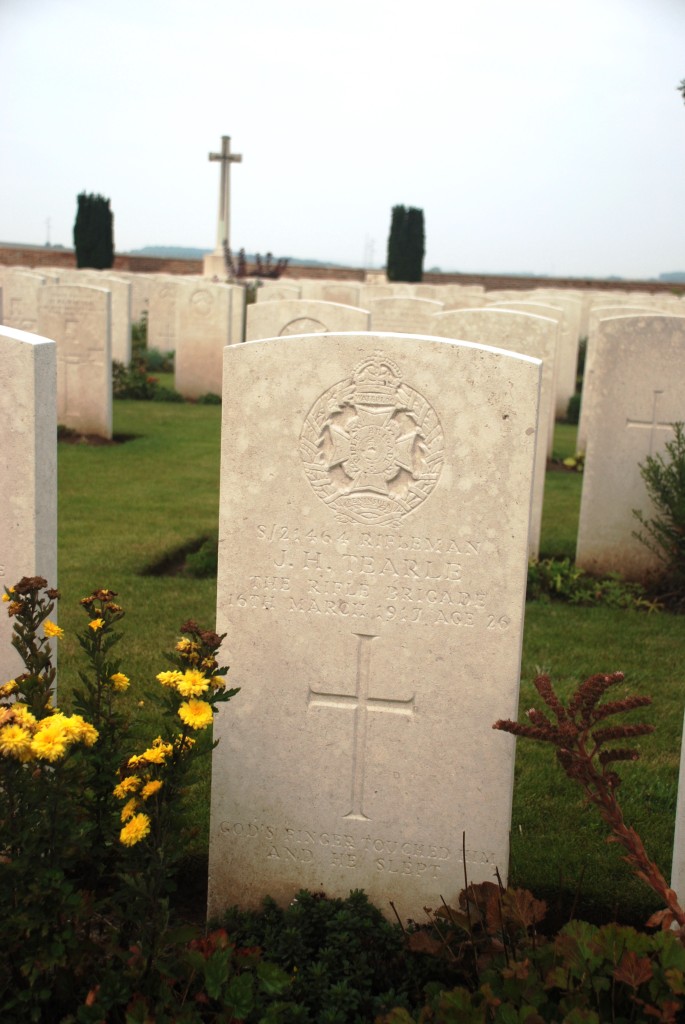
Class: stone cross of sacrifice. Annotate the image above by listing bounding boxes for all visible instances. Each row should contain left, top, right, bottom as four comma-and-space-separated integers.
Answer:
208, 135, 242, 256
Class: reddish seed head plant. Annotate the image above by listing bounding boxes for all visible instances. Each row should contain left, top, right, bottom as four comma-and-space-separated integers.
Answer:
494, 671, 685, 934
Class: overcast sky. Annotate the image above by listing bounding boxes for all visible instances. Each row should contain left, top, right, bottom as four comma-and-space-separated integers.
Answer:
2, 0, 684, 279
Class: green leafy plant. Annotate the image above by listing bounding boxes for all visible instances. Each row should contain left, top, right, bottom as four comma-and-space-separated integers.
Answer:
526, 557, 659, 611
0, 577, 253, 1022
113, 358, 159, 399
382, 916, 685, 1023
633, 421, 685, 605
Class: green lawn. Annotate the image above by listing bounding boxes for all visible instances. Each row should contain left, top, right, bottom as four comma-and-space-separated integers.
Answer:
50, 402, 685, 927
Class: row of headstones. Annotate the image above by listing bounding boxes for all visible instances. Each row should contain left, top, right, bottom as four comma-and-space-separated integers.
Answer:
0, 267, 248, 435
2, 262, 681, 434
3, 319, 685, 920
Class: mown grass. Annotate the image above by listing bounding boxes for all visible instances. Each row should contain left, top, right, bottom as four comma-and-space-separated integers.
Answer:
53, 402, 685, 927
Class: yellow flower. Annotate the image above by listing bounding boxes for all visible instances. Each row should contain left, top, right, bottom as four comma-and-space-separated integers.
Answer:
141, 779, 163, 799
120, 797, 139, 822
89, 618, 105, 632
12, 704, 37, 728
0, 680, 18, 698
156, 670, 183, 688
129, 738, 173, 766
69, 714, 99, 747
31, 719, 69, 761
110, 672, 130, 692
178, 699, 214, 730
120, 812, 151, 847
0, 724, 34, 761
176, 669, 210, 698
1, 594, 9, 603
43, 620, 64, 639
175, 638, 193, 652
113, 775, 141, 798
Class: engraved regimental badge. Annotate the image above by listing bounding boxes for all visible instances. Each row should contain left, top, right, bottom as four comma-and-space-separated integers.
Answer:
300, 353, 444, 526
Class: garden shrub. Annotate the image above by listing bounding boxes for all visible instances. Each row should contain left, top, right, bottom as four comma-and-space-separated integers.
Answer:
527, 557, 659, 610
3, 585, 685, 1022
633, 421, 685, 606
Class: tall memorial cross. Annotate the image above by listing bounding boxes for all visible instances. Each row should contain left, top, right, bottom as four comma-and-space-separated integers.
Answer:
626, 389, 674, 455
209, 135, 242, 256
307, 631, 416, 822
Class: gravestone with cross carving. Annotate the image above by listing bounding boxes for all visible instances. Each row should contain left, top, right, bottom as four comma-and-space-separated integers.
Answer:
37, 283, 112, 439
576, 315, 685, 580
207, 332, 541, 921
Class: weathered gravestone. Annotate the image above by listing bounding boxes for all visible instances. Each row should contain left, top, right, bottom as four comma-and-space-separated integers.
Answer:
487, 300, 574, 419
577, 305, 664, 453
208, 332, 541, 921
175, 281, 232, 398
576, 315, 685, 580
3, 269, 45, 332
0, 327, 57, 682
148, 276, 180, 354
299, 281, 362, 307
256, 282, 302, 302
37, 283, 112, 439
430, 307, 558, 558
368, 297, 444, 334
246, 299, 370, 341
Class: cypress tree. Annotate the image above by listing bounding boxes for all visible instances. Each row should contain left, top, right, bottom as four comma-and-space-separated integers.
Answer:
386, 204, 407, 281
73, 192, 115, 269
385, 204, 425, 282
405, 207, 425, 283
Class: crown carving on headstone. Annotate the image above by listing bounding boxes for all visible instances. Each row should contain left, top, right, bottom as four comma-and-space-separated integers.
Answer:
351, 353, 402, 407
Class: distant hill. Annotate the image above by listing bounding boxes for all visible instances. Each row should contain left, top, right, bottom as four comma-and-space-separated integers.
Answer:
123, 246, 210, 260
123, 245, 351, 268
659, 272, 685, 283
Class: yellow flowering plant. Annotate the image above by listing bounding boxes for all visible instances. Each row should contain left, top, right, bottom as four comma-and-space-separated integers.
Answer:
0, 577, 248, 1021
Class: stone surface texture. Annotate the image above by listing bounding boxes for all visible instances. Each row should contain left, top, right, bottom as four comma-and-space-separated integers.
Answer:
37, 283, 112, 439
208, 332, 541, 921
0, 326, 57, 681
368, 297, 444, 334
175, 281, 232, 398
246, 299, 370, 341
576, 315, 685, 579
430, 308, 555, 557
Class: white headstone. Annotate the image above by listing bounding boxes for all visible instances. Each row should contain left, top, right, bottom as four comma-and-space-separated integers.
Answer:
431, 308, 556, 557
0, 327, 57, 681
576, 315, 685, 579
256, 283, 302, 302
208, 332, 541, 921
577, 305, 661, 452
37, 284, 112, 439
368, 297, 444, 334
300, 281, 362, 307
175, 281, 232, 398
3, 270, 45, 332
148, 276, 180, 354
246, 300, 370, 341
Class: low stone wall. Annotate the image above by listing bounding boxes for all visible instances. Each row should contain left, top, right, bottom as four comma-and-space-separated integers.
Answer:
1, 242, 682, 295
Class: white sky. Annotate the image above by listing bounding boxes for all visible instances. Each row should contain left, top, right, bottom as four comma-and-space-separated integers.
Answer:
2, 0, 684, 278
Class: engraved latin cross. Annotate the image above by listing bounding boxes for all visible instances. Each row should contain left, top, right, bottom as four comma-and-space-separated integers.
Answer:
626, 390, 674, 455
208, 135, 242, 255
307, 632, 415, 821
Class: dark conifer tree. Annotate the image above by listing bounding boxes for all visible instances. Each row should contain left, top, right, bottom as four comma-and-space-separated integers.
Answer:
386, 204, 407, 281
386, 204, 425, 282
405, 206, 425, 283
73, 192, 114, 269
